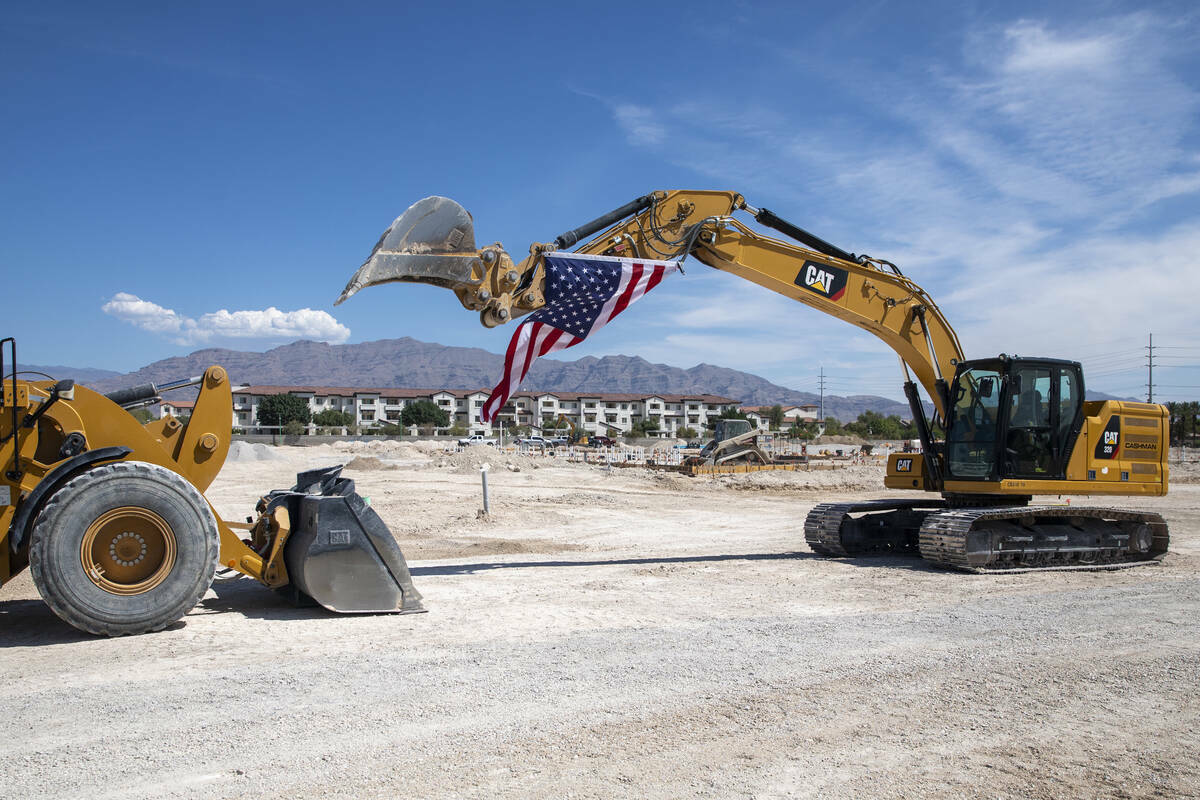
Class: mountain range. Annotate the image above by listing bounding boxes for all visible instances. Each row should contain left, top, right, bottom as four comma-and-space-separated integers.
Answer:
20, 337, 1133, 421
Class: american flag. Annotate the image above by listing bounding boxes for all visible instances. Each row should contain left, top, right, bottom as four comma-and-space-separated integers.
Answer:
481, 252, 680, 423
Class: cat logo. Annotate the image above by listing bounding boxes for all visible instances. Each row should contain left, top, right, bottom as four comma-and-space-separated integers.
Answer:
895, 458, 913, 472
794, 260, 849, 301
1094, 415, 1121, 459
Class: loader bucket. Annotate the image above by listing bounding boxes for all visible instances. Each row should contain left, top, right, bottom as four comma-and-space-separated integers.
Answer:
335, 196, 481, 305
272, 466, 425, 614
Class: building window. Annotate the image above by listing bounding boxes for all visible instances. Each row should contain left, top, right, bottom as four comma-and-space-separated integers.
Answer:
584, 402, 596, 409
360, 398, 375, 405
362, 411, 375, 421
542, 400, 554, 408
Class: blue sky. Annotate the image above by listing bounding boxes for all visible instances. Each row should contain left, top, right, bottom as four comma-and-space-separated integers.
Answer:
2, 1, 1197, 402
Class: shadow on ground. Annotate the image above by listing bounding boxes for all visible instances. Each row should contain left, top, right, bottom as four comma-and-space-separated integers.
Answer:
409, 550, 936, 576
0, 551, 937, 645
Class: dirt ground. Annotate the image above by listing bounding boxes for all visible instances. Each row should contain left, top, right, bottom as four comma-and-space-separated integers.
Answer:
2, 444, 1199, 799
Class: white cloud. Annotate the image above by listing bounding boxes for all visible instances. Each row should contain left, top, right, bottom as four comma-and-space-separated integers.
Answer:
612, 103, 666, 146
1000, 19, 1119, 73
103, 293, 350, 345
101, 292, 186, 334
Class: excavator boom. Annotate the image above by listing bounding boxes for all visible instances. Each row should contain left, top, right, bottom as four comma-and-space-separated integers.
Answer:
337, 191, 963, 420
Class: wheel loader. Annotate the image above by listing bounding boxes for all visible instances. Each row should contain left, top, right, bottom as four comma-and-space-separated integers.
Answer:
336, 190, 1170, 572
0, 337, 422, 636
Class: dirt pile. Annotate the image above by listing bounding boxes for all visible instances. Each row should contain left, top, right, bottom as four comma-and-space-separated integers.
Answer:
344, 456, 399, 471
1170, 457, 1200, 483
432, 445, 543, 473
330, 439, 439, 461
226, 441, 284, 462
718, 464, 884, 492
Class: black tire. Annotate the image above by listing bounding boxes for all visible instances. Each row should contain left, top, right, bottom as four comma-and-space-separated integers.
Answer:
29, 461, 219, 636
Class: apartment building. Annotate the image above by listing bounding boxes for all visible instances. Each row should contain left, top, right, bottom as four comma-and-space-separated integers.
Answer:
740, 404, 821, 431
229, 385, 740, 437
159, 399, 195, 418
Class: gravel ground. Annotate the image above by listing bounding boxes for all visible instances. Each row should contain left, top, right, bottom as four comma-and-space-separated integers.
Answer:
2, 446, 1198, 799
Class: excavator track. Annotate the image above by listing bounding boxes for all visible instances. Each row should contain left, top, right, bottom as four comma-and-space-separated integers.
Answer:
805, 501, 1169, 573
918, 506, 1169, 572
804, 499, 947, 556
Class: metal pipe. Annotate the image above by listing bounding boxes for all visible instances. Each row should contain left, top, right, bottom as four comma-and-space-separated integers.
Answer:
480, 463, 490, 515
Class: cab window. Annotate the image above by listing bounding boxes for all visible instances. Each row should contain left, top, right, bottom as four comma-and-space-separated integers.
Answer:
946, 367, 1002, 479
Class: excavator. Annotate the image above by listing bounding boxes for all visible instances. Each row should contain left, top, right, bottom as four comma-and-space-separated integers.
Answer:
337, 190, 1169, 572
1, 338, 423, 636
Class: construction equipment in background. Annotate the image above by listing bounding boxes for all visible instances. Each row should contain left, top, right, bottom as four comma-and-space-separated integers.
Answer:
1, 337, 423, 636
685, 418, 772, 467
337, 191, 1169, 572
550, 412, 589, 445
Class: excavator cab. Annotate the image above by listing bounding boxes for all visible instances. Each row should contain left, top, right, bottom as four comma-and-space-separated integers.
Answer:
944, 357, 1084, 482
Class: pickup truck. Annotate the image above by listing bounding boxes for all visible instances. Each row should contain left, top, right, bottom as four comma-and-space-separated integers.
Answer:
515, 435, 552, 448
457, 433, 497, 446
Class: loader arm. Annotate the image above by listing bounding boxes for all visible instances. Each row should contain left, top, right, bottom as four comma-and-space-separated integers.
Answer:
337, 190, 964, 419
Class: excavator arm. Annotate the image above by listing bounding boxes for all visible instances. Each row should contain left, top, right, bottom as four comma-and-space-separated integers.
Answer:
336, 190, 965, 420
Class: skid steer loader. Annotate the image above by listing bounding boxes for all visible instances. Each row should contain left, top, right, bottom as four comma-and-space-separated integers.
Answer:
0, 337, 423, 636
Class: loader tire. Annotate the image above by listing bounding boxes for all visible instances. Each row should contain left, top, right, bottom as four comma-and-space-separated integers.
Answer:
29, 461, 220, 636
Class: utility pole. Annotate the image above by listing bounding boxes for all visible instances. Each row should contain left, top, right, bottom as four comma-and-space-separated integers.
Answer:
818, 367, 826, 421
1146, 333, 1155, 403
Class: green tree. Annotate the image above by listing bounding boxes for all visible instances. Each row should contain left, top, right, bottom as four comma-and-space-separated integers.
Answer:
789, 420, 817, 440
822, 416, 843, 436
313, 408, 355, 427
767, 405, 785, 430
401, 399, 449, 428
129, 408, 153, 424
627, 417, 660, 438
282, 420, 306, 436
258, 393, 312, 427
677, 426, 698, 439
844, 410, 908, 439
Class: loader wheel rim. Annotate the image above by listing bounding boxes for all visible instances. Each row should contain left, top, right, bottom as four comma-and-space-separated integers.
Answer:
80, 506, 178, 595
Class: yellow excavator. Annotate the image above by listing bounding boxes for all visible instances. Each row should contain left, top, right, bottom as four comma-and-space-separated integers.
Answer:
1, 338, 423, 636
337, 190, 1169, 572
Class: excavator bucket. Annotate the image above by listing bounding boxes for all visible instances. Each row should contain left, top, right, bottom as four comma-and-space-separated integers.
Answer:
335, 196, 481, 305
269, 466, 425, 614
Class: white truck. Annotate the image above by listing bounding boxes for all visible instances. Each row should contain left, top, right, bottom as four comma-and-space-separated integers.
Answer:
457, 433, 497, 447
